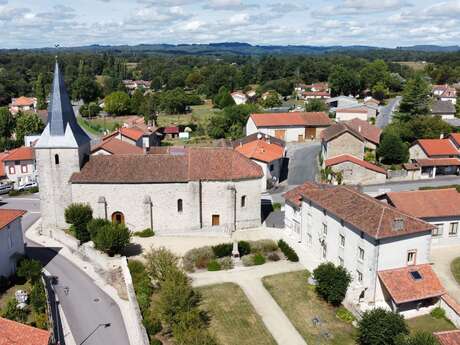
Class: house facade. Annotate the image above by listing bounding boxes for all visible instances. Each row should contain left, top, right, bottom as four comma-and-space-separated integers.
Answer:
231, 91, 248, 105
335, 107, 369, 122
0, 209, 26, 278
9, 96, 37, 115
2, 147, 37, 189
321, 123, 365, 160
431, 100, 456, 120
325, 154, 387, 185
246, 112, 332, 142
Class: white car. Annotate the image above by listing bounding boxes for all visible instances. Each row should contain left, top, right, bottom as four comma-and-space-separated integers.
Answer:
17, 182, 38, 192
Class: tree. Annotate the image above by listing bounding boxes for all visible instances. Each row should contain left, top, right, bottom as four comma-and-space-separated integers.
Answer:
329, 65, 361, 96
86, 218, 111, 238
93, 223, 131, 256
34, 73, 47, 110
104, 91, 131, 115
79, 102, 101, 118
305, 99, 327, 112
360, 60, 390, 90
30, 280, 47, 314
372, 82, 389, 102
261, 92, 282, 108
2, 298, 28, 323
0, 107, 15, 138
64, 203, 93, 242
130, 89, 145, 115
313, 262, 351, 305
213, 86, 235, 109
140, 93, 160, 124
71, 75, 100, 103
377, 130, 409, 164
358, 308, 408, 345
208, 104, 260, 139
398, 75, 431, 120
17, 258, 43, 283
15, 113, 45, 143
144, 247, 180, 284
395, 331, 440, 345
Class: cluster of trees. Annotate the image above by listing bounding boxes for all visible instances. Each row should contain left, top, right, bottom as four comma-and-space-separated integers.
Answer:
130, 248, 218, 345
207, 104, 260, 139
64, 203, 131, 256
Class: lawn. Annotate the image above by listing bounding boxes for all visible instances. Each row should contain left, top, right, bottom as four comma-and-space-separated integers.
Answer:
0, 281, 36, 324
407, 314, 456, 334
451, 257, 460, 286
156, 103, 217, 128
198, 283, 277, 345
263, 270, 357, 345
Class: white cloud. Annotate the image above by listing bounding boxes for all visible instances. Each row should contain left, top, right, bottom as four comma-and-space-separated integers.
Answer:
204, 0, 257, 11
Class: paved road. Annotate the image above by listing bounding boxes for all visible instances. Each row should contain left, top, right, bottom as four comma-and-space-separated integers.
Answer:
362, 175, 460, 195
431, 244, 460, 304
0, 194, 130, 345
376, 96, 401, 129
286, 142, 321, 185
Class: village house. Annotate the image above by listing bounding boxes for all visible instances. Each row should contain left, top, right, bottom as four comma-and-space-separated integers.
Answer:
9, 96, 37, 115
325, 154, 387, 185
432, 84, 457, 105
303, 91, 331, 101
345, 118, 382, 150
295, 82, 330, 99
246, 112, 332, 142
122, 80, 152, 92
36, 61, 264, 235
234, 133, 285, 191
1, 146, 37, 189
0, 209, 26, 278
0, 317, 50, 345
431, 100, 456, 120
325, 95, 359, 110
283, 183, 444, 318
377, 188, 460, 247
91, 136, 144, 155
231, 91, 248, 105
321, 122, 366, 160
105, 120, 161, 149
335, 106, 371, 122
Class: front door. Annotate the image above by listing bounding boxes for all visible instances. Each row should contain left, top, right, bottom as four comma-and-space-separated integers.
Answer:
274, 130, 286, 140
305, 127, 316, 139
212, 214, 220, 226
297, 134, 304, 142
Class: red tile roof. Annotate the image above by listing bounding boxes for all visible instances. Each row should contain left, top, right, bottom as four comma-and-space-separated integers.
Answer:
449, 133, 460, 147
346, 118, 381, 145
0, 317, 50, 345
336, 107, 368, 113
282, 182, 321, 208
164, 126, 179, 134
384, 189, 460, 219
0, 209, 26, 230
416, 158, 460, 167
71, 147, 263, 183
119, 127, 144, 141
92, 137, 143, 155
11, 96, 35, 107
441, 294, 460, 316
300, 185, 434, 240
3, 147, 35, 162
235, 139, 284, 163
416, 139, 459, 157
378, 264, 445, 304
325, 154, 387, 174
250, 112, 332, 127
435, 330, 460, 345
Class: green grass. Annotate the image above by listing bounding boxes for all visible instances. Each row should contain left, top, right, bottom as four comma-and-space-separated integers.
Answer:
451, 257, 460, 285
407, 314, 456, 334
262, 270, 356, 345
77, 117, 104, 135
198, 283, 277, 345
156, 103, 217, 128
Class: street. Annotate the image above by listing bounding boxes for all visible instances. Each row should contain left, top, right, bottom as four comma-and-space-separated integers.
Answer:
376, 96, 401, 129
286, 142, 321, 185
0, 193, 130, 345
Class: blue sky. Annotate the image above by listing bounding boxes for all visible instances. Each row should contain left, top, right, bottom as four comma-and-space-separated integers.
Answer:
1, 0, 460, 48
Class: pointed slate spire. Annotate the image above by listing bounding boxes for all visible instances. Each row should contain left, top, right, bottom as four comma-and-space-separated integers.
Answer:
36, 59, 90, 148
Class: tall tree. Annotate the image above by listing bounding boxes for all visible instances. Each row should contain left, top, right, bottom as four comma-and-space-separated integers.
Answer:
104, 91, 131, 115
329, 65, 361, 96
377, 130, 409, 164
34, 73, 47, 110
397, 75, 431, 120
0, 107, 16, 138
15, 113, 45, 143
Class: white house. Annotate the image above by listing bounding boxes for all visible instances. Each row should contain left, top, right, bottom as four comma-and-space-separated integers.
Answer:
0, 209, 26, 277
9, 97, 37, 115
2, 147, 37, 189
433, 85, 457, 105
283, 183, 443, 317
246, 112, 332, 142
231, 91, 248, 105
377, 188, 460, 247
335, 107, 369, 122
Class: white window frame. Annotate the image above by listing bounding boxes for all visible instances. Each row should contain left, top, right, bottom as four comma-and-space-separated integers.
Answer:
407, 250, 417, 266
358, 247, 365, 262
339, 234, 345, 248
449, 222, 458, 237
357, 270, 363, 283
433, 223, 444, 237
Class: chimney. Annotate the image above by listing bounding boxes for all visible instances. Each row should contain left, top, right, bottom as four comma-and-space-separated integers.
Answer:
440, 133, 444, 139
392, 218, 404, 231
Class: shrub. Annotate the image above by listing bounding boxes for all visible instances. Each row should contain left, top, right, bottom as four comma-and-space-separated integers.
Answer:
144, 247, 180, 284
183, 247, 215, 272
28, 186, 39, 194
242, 254, 255, 267
207, 260, 221, 271
395, 331, 440, 345
143, 309, 163, 336
267, 252, 280, 262
336, 306, 355, 324
8, 190, 20, 197
248, 239, 278, 254
212, 243, 233, 258
30, 281, 47, 314
272, 203, 282, 211
313, 262, 351, 306
358, 308, 408, 345
2, 298, 28, 322
33, 312, 48, 330
253, 253, 266, 266
93, 223, 131, 256
64, 203, 93, 242
218, 257, 234, 270
278, 240, 299, 262
150, 340, 162, 345
133, 228, 155, 238
238, 241, 251, 256
17, 258, 43, 283
430, 307, 445, 319
128, 260, 154, 313
86, 218, 111, 238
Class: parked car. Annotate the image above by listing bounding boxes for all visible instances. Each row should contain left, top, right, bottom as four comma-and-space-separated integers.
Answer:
17, 181, 38, 192
0, 183, 13, 195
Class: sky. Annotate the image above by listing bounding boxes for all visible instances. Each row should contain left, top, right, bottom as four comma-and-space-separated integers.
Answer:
1, 0, 460, 49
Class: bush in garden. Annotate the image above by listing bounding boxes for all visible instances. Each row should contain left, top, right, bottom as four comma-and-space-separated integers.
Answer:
238, 241, 251, 256
278, 240, 299, 262
242, 254, 255, 267
430, 307, 445, 319
93, 223, 131, 256
218, 257, 234, 270
87, 218, 111, 238
143, 309, 163, 337
211, 243, 233, 258
2, 298, 28, 322
395, 331, 440, 345
267, 252, 280, 262
248, 239, 278, 254
358, 308, 408, 345
133, 228, 155, 238
182, 247, 215, 272
253, 254, 266, 266
144, 247, 180, 285
128, 260, 154, 313
336, 306, 355, 324
32, 311, 48, 330
313, 262, 351, 306
172, 309, 218, 345
30, 280, 47, 314
150, 339, 162, 345
207, 260, 221, 271
17, 258, 43, 283
64, 203, 93, 242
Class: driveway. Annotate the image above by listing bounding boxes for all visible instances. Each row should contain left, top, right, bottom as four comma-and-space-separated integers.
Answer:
286, 142, 321, 186
376, 96, 401, 129
431, 245, 460, 303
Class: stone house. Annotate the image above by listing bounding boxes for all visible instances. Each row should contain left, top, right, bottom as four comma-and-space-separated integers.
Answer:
325, 154, 387, 185
377, 188, 460, 247
231, 91, 248, 105
321, 122, 365, 160
246, 112, 332, 142
9, 96, 37, 115
91, 136, 144, 155
36, 62, 264, 235
2, 146, 37, 189
432, 84, 457, 105
283, 183, 444, 318
345, 118, 381, 150
0, 209, 26, 277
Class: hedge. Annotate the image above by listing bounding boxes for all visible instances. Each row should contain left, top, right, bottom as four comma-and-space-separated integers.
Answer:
278, 240, 299, 262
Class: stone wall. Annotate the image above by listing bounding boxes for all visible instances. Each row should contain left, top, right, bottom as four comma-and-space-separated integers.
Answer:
326, 132, 364, 160
440, 295, 460, 328
409, 144, 428, 160
330, 161, 386, 185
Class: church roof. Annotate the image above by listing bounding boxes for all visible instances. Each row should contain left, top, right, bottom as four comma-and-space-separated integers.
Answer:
35, 61, 90, 148
70, 147, 264, 183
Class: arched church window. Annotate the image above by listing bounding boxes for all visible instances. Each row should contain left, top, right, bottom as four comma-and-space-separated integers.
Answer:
112, 211, 125, 225
241, 195, 247, 208
54, 154, 60, 165
177, 199, 183, 213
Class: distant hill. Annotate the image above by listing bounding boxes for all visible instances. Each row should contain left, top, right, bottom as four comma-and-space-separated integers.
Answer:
397, 45, 460, 52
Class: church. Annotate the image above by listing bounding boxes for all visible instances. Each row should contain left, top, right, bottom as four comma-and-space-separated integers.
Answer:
35, 62, 263, 235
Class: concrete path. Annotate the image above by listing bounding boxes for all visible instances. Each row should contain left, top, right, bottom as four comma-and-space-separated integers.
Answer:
431, 244, 460, 303
191, 261, 307, 345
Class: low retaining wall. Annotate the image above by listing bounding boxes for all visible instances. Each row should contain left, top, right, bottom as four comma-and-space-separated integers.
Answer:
49, 229, 80, 252
440, 294, 460, 328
